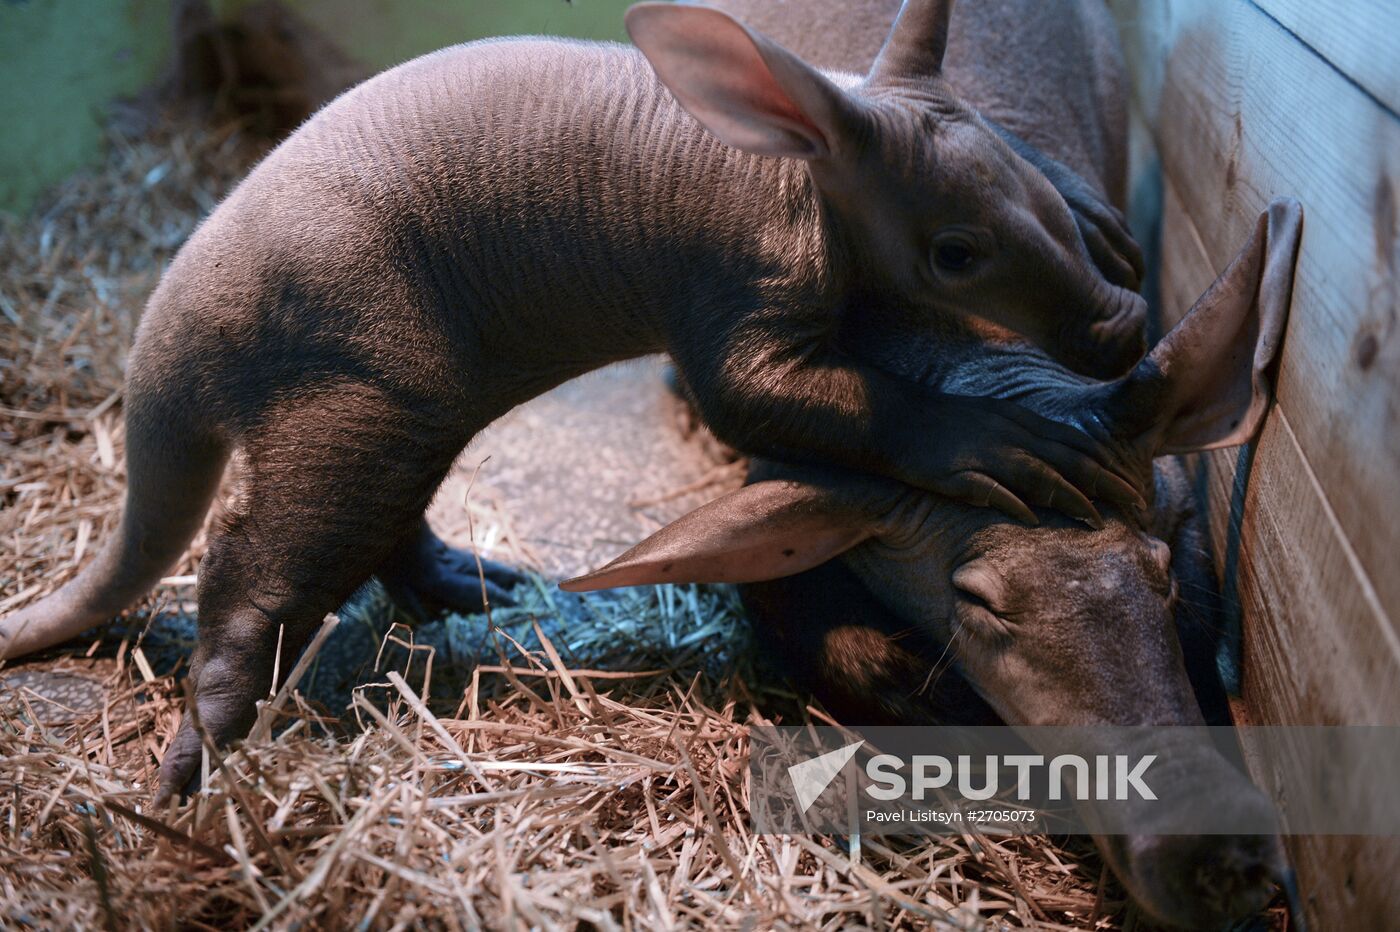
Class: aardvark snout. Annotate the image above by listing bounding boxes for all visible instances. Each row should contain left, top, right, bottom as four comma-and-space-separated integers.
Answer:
1077, 729, 1286, 928
1097, 743, 1285, 929
1063, 284, 1148, 379
1119, 829, 1286, 929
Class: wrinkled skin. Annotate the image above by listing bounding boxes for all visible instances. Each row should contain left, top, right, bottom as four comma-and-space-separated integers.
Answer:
1, 1, 1153, 800
736, 455, 1229, 727
701, 0, 1148, 366
568, 200, 1304, 928
636, 0, 1148, 370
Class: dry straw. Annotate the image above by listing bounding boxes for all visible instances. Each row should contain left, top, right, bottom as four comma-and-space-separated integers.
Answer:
0, 114, 1215, 930
0, 618, 1114, 930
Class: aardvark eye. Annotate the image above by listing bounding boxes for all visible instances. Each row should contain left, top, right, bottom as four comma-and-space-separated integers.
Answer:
932, 234, 979, 273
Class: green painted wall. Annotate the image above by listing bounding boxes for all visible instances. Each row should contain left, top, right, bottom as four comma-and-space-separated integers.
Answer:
258, 0, 631, 72
0, 0, 634, 215
0, 0, 174, 215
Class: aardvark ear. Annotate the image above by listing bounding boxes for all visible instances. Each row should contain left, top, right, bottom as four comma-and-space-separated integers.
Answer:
627, 2, 864, 160
560, 469, 904, 592
868, 0, 955, 85
1098, 197, 1303, 455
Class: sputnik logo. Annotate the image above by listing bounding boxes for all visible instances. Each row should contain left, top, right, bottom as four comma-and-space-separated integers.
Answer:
788, 740, 865, 812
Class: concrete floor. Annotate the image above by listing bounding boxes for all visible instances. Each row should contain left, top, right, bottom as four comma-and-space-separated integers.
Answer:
427, 356, 742, 581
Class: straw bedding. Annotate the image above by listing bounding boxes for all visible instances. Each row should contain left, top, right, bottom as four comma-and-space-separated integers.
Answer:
0, 115, 1240, 930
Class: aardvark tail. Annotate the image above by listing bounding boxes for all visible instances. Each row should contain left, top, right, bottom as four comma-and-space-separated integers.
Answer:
1, 383, 227, 660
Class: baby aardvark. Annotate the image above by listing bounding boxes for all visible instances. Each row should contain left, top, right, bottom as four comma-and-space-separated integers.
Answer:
2, 0, 1145, 799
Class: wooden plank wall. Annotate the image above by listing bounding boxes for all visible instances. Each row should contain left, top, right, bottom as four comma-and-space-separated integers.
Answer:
1107, 1, 1400, 926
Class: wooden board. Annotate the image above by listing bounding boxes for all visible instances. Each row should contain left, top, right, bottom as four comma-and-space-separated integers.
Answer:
1157, 179, 1400, 726
1254, 0, 1400, 116
1158, 178, 1400, 930
1110, 1, 1400, 923
1109, 0, 1400, 635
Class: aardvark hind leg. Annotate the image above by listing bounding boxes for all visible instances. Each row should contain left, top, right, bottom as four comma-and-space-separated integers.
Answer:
156, 383, 467, 801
